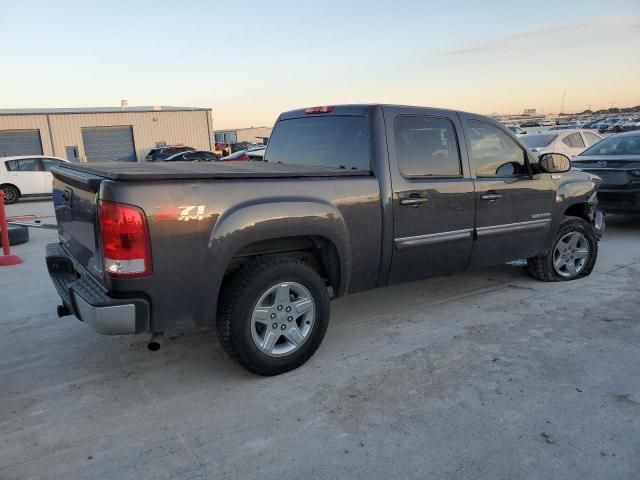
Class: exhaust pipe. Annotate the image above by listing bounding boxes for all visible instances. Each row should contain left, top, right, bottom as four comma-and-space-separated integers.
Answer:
147, 333, 163, 352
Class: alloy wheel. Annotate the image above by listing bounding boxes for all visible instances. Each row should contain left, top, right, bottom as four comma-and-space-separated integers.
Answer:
553, 231, 590, 278
250, 282, 315, 357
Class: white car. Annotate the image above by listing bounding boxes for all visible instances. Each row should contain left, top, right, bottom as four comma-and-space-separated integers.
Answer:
519, 129, 603, 158
505, 124, 527, 135
0, 155, 69, 204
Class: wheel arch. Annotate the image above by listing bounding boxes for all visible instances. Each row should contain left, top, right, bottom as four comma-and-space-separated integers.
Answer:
563, 201, 594, 223
193, 199, 351, 327
1, 183, 21, 197
226, 234, 343, 295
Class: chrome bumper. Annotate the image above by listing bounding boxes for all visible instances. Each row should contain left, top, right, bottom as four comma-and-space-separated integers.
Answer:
73, 294, 140, 335
46, 243, 150, 335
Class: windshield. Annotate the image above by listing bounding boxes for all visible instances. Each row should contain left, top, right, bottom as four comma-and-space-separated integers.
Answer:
520, 134, 557, 148
264, 116, 370, 170
580, 135, 640, 156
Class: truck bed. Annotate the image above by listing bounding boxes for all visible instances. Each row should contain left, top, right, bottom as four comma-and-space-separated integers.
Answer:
53, 161, 372, 181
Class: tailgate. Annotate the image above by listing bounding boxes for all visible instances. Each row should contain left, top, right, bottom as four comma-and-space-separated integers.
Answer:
51, 166, 105, 283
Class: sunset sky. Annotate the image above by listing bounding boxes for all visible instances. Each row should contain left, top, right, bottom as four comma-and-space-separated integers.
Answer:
2, 0, 639, 129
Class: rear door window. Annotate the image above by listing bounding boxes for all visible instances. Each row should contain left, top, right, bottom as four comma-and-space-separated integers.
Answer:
265, 116, 370, 170
562, 133, 585, 148
394, 115, 461, 177
582, 132, 602, 146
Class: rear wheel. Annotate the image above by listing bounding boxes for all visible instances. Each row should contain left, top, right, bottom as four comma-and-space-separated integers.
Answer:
527, 216, 597, 281
1, 185, 20, 204
217, 257, 330, 376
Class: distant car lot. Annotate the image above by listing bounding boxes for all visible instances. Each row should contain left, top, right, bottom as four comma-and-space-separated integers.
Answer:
1, 199, 639, 479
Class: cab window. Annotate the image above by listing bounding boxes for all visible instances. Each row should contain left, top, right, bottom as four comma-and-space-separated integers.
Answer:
467, 121, 527, 177
394, 115, 462, 177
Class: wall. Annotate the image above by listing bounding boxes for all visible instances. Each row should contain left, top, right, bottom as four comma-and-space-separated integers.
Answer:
236, 127, 272, 143
0, 109, 213, 161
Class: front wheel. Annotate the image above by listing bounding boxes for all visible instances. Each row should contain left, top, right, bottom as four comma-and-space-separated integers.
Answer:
527, 216, 598, 281
217, 257, 330, 376
1, 185, 19, 204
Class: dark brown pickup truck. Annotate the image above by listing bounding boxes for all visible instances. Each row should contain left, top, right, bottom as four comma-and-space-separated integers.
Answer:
46, 104, 604, 375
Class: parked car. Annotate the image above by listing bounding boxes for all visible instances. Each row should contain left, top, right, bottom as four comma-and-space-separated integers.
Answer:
220, 150, 250, 161
0, 155, 68, 204
520, 120, 541, 128
519, 129, 603, 158
145, 145, 194, 162
505, 124, 527, 135
583, 118, 606, 129
616, 118, 640, 133
572, 131, 640, 213
162, 150, 220, 162
246, 145, 267, 160
597, 117, 622, 133
46, 104, 603, 375
551, 120, 582, 130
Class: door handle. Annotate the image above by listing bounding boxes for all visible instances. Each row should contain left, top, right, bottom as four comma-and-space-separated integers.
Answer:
480, 193, 502, 201
400, 196, 428, 206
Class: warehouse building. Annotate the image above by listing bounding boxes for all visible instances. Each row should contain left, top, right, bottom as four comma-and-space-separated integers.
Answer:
0, 106, 213, 162
214, 126, 272, 145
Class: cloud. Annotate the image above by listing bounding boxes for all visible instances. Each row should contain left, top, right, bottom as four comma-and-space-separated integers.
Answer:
443, 18, 640, 57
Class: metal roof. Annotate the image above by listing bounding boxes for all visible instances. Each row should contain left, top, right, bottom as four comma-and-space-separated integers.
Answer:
0, 106, 210, 115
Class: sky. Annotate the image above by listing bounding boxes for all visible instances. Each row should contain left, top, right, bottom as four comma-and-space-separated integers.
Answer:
1, 0, 639, 129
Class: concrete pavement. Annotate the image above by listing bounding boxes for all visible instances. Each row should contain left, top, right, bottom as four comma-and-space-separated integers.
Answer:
1, 200, 639, 479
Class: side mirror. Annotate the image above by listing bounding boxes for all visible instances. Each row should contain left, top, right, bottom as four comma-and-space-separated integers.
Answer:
538, 153, 571, 173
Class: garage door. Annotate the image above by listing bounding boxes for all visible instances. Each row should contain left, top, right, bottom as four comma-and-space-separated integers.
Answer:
82, 126, 136, 162
0, 129, 43, 157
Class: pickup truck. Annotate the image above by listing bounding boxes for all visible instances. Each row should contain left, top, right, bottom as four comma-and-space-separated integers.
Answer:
46, 104, 605, 375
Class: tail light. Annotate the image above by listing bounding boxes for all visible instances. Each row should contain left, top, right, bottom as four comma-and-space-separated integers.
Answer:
305, 106, 334, 114
98, 200, 152, 278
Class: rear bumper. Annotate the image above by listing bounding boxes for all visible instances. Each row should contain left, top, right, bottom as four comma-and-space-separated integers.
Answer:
46, 243, 150, 335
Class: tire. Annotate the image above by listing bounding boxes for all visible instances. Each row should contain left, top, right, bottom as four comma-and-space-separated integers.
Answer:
0, 224, 30, 247
217, 257, 330, 376
527, 216, 597, 282
1, 185, 20, 204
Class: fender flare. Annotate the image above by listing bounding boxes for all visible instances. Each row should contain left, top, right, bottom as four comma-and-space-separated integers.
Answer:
194, 197, 351, 326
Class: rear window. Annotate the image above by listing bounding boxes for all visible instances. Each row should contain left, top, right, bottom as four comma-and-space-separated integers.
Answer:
520, 134, 557, 148
264, 116, 370, 170
580, 135, 640, 156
